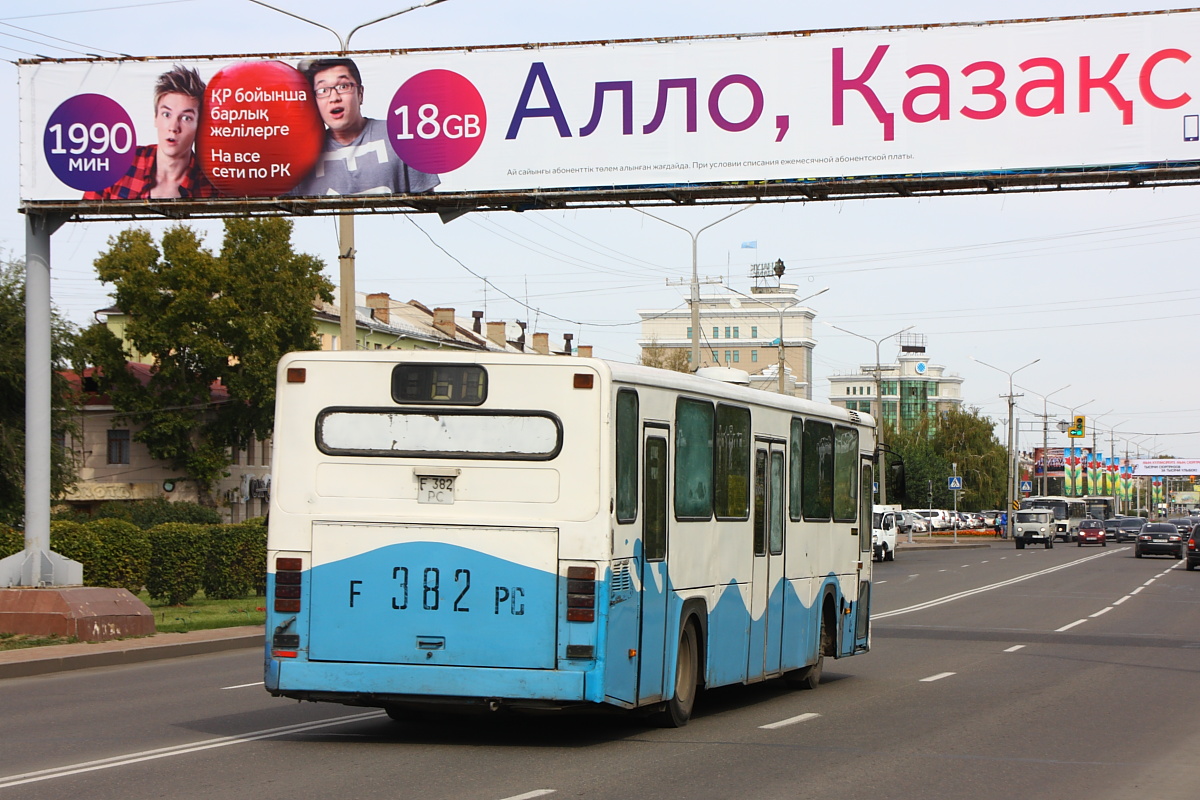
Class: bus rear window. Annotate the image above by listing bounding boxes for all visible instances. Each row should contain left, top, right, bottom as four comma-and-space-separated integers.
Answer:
392, 364, 487, 405
317, 409, 561, 459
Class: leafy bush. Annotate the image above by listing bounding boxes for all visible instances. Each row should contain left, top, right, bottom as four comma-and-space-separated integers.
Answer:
204, 523, 267, 599
146, 523, 208, 605
49, 520, 102, 569
94, 498, 222, 529
0, 525, 23, 558
82, 518, 151, 594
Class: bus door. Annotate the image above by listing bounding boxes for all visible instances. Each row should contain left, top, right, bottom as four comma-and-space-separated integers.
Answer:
851, 459, 873, 654
749, 440, 786, 680
638, 426, 671, 704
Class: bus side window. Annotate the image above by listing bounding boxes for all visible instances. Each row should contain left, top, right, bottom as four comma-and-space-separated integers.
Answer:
789, 417, 803, 521
674, 398, 714, 521
833, 426, 859, 523
802, 420, 833, 520
616, 389, 639, 524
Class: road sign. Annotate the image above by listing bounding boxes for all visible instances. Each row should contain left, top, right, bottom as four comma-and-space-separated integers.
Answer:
948, 476, 963, 490
1011, 500, 1020, 510
873, 481, 879, 494
1020, 480, 1033, 493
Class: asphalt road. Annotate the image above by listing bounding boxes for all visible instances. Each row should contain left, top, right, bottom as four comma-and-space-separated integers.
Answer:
2, 543, 1198, 800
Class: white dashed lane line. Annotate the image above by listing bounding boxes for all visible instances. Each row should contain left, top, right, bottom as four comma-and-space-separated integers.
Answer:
1056, 619, 1088, 632
221, 682, 264, 690
1089, 607, 1112, 618
1113, 596, 1130, 605
501, 792, 556, 800
1004, 645, 1026, 652
920, 672, 956, 682
760, 712, 821, 730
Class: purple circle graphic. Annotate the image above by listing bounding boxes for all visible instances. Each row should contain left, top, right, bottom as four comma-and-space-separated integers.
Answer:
43, 94, 137, 192
388, 70, 486, 174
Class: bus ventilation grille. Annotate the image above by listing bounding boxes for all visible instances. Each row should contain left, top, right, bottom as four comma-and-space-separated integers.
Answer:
611, 561, 633, 592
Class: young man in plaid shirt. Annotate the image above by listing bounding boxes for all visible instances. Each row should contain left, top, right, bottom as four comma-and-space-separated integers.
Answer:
85, 65, 217, 200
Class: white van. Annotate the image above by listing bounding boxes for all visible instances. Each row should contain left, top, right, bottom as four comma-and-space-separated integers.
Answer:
872, 505, 900, 562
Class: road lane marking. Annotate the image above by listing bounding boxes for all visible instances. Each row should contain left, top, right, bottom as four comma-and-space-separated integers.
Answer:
875, 549, 1119, 619
501, 792, 556, 800
0, 711, 384, 788
1089, 607, 1112, 618
961, 565, 970, 568
1113, 596, 1130, 605
760, 712, 821, 730
1131, 587, 1144, 595
876, 580, 888, 584
1004, 645, 1025, 652
1143, 579, 1155, 586
221, 682, 264, 690
1056, 619, 1088, 632
920, 672, 955, 682
981, 560, 989, 563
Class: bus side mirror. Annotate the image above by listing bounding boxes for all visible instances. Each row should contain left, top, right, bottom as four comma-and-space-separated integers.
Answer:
890, 461, 906, 496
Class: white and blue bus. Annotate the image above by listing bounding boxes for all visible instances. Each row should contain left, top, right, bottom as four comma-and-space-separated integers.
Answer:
264, 351, 875, 726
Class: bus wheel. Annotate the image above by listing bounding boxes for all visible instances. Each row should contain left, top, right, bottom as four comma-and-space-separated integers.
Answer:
1016, 540, 1025, 550
784, 616, 830, 691
656, 619, 700, 728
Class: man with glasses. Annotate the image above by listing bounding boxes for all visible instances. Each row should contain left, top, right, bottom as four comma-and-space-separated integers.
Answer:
291, 57, 439, 196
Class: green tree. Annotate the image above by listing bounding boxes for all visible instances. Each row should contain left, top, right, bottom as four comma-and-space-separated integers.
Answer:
77, 219, 332, 501
0, 255, 79, 526
640, 338, 691, 373
887, 406, 1008, 511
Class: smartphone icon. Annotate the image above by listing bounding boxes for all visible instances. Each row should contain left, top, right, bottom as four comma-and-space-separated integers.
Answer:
1185, 114, 1199, 141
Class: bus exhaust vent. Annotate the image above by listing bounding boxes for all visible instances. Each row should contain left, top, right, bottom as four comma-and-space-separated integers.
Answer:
848, 411, 862, 424
694, 367, 750, 385
611, 560, 633, 592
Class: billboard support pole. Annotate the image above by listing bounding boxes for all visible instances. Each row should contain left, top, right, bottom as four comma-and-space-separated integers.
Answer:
338, 214, 356, 350
0, 210, 82, 588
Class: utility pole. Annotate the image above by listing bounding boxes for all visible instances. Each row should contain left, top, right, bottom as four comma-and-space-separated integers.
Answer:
972, 356, 1039, 540
640, 206, 748, 370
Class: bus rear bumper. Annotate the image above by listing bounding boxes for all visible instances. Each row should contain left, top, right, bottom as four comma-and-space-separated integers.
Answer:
271, 659, 591, 707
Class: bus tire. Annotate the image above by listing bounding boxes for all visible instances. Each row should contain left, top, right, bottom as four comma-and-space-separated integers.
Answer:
784, 612, 831, 691
656, 618, 700, 728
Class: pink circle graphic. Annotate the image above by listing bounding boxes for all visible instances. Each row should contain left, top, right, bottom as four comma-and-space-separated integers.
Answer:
387, 70, 486, 174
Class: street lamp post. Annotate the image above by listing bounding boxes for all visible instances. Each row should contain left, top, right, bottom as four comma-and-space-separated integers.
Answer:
724, 282, 829, 394
637, 206, 749, 370
823, 323, 914, 505
248, 0, 452, 351
971, 356, 1040, 540
1018, 382, 1070, 496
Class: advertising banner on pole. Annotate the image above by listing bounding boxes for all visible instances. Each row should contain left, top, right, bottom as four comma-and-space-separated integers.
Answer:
18, 9, 1200, 209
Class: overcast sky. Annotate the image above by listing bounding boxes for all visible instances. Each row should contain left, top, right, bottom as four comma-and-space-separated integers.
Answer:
3, 1, 1197, 461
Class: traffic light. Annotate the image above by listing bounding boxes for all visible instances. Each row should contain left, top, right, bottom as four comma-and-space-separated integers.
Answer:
1069, 415, 1086, 438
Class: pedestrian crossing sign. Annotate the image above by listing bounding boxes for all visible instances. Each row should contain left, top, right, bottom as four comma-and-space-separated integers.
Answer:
948, 476, 963, 490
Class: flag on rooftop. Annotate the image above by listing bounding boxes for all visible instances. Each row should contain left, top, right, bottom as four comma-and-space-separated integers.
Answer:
741, 241, 757, 248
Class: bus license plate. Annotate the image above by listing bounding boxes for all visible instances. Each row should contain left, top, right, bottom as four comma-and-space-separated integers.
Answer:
418, 476, 455, 504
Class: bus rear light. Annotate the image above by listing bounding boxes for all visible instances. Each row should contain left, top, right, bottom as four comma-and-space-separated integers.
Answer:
566, 565, 596, 623
573, 373, 594, 389
272, 650, 299, 658
286, 368, 306, 383
274, 556, 303, 614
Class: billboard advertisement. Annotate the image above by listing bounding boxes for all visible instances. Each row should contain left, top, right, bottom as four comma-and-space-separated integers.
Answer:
1132, 459, 1200, 476
19, 10, 1200, 207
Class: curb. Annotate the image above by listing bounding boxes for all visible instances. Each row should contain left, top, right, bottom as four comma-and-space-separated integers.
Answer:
896, 542, 994, 551
0, 626, 264, 680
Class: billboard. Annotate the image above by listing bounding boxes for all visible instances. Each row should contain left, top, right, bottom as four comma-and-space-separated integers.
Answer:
19, 9, 1200, 210
1132, 459, 1200, 476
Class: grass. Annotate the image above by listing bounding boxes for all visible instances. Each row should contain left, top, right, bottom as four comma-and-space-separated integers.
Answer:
0, 632, 80, 652
139, 591, 266, 633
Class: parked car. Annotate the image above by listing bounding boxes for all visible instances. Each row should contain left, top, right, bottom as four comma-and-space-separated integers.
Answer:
900, 511, 929, 533
1135, 522, 1184, 558
1116, 516, 1147, 543
1077, 519, 1106, 547
912, 509, 951, 531
1188, 533, 1200, 571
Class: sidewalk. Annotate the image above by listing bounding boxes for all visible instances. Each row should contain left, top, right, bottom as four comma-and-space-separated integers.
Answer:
0, 625, 264, 680
896, 534, 1003, 551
